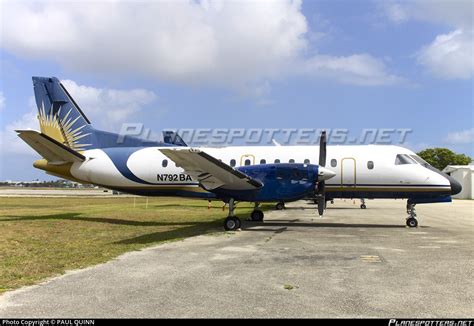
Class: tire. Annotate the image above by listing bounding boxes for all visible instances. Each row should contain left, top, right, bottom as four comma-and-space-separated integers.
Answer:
250, 210, 264, 222
224, 217, 239, 231
275, 202, 285, 210
360, 204, 367, 209
406, 217, 418, 228
234, 217, 241, 229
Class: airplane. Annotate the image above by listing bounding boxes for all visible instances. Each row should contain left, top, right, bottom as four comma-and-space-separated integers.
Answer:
16, 77, 462, 231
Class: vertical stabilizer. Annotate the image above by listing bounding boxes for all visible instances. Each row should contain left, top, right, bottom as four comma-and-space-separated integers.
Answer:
33, 76, 96, 151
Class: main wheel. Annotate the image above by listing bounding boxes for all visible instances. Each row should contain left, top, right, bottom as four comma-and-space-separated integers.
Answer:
275, 202, 285, 210
250, 210, 264, 222
406, 217, 418, 228
224, 217, 241, 231
360, 204, 367, 209
234, 217, 241, 229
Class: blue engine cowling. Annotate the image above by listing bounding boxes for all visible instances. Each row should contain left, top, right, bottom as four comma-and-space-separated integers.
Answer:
211, 163, 319, 202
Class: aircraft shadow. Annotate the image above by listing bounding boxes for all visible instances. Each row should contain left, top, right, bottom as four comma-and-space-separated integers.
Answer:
2, 213, 423, 245
282, 207, 369, 211
242, 221, 420, 230
2, 213, 215, 227
147, 203, 218, 209
2, 213, 222, 245
114, 223, 219, 245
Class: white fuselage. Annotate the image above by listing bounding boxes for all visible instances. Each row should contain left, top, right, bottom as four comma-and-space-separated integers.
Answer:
68, 145, 451, 200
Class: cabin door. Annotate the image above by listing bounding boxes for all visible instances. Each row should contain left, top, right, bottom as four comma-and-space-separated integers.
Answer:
341, 158, 356, 187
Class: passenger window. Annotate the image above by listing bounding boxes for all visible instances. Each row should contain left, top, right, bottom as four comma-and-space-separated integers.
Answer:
260, 159, 266, 164
331, 159, 337, 167
162, 159, 168, 168
289, 159, 295, 163
304, 159, 310, 164
230, 159, 236, 167
367, 161, 374, 169
244, 159, 251, 166
274, 159, 280, 164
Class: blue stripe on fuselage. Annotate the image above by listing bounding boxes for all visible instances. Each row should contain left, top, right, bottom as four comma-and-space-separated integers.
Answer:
102, 147, 156, 185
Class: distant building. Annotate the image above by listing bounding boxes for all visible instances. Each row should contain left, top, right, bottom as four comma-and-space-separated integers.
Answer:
442, 164, 474, 199
0, 179, 93, 188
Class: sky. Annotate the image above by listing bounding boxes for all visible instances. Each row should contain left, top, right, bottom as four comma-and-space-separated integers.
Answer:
0, 0, 473, 181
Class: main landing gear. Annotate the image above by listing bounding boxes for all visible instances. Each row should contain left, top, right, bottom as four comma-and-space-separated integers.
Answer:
250, 202, 264, 222
224, 201, 265, 229
275, 201, 285, 210
224, 198, 241, 231
406, 201, 418, 228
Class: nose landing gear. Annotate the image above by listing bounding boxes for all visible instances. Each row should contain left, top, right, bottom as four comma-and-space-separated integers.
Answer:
406, 202, 418, 227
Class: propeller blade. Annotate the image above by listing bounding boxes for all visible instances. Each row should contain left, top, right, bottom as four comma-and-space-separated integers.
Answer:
317, 130, 328, 217
319, 130, 327, 167
317, 181, 325, 216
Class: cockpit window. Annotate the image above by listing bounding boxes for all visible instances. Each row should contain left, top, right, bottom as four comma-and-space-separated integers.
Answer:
410, 155, 430, 167
395, 154, 417, 165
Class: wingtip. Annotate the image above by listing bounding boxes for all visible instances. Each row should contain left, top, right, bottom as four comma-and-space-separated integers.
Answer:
15, 129, 39, 134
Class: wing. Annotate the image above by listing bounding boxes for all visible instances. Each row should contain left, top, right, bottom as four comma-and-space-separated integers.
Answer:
159, 148, 262, 191
16, 129, 85, 164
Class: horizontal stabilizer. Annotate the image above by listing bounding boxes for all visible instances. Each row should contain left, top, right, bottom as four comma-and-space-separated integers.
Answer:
160, 148, 262, 191
16, 130, 85, 164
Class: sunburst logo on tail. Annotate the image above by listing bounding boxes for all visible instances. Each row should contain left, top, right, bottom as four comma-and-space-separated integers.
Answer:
37, 102, 91, 151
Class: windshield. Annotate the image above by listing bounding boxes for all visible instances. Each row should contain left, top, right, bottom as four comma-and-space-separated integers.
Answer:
395, 154, 417, 165
410, 155, 431, 167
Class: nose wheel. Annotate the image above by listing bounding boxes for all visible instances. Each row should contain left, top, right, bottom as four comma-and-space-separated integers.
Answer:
406, 217, 418, 228
406, 202, 418, 228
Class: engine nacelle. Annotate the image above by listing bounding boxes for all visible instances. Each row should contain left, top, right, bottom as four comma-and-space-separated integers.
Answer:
212, 163, 319, 202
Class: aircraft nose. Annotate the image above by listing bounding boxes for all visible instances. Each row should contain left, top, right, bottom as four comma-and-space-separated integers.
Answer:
318, 167, 336, 181
447, 175, 462, 195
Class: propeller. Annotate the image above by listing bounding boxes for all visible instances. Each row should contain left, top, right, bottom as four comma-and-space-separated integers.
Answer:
317, 130, 327, 217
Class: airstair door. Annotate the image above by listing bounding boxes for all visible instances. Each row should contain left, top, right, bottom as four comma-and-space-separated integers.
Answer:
341, 158, 356, 187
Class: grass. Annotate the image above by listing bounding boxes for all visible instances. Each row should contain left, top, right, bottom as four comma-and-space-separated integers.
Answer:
0, 196, 265, 294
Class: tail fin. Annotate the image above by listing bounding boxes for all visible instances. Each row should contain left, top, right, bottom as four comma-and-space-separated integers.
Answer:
33, 76, 95, 152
